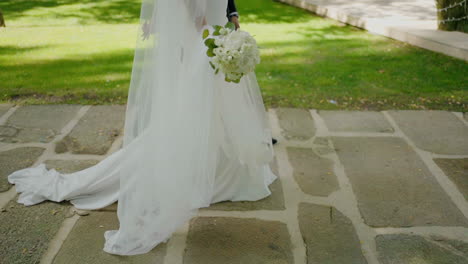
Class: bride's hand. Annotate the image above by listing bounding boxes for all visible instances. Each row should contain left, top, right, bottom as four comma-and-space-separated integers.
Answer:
231, 16, 240, 30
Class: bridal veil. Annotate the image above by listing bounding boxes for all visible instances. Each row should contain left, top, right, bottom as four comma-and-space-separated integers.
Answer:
8, 0, 276, 255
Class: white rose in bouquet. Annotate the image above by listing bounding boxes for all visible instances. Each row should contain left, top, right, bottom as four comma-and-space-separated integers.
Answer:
203, 22, 261, 83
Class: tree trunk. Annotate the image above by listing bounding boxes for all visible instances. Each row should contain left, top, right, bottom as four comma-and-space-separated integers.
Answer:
436, 0, 467, 33
0, 10, 5, 27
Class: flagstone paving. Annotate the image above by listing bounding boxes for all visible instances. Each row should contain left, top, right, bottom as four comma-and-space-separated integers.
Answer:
287, 147, 338, 196
53, 211, 167, 264
298, 203, 367, 264
376, 234, 468, 263
0, 104, 12, 117
275, 108, 316, 141
319, 111, 393, 133
332, 136, 468, 227
389, 110, 468, 155
0, 105, 81, 144
184, 217, 294, 264
0, 199, 70, 264
434, 158, 468, 201
0, 157, 98, 264
0, 104, 467, 264
56, 105, 126, 155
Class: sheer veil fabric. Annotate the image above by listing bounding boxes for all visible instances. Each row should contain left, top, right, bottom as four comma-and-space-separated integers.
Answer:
8, 0, 277, 255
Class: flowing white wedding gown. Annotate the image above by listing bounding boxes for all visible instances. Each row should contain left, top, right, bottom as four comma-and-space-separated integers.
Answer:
8, 0, 277, 256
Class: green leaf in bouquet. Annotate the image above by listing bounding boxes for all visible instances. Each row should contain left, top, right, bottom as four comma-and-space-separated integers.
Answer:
212, 25, 222, 36
206, 49, 215, 57
225, 22, 235, 31
209, 61, 216, 70
204, 38, 216, 49
212, 25, 222, 31
225, 76, 231, 83
225, 74, 242, 83
202, 29, 210, 39
215, 68, 219, 75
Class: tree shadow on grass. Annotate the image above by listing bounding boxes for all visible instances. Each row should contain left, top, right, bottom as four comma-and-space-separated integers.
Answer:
0, 45, 57, 55
238, 0, 316, 24
0, 0, 142, 24
2, 0, 323, 26
0, 49, 134, 103
2, 21, 466, 108
254, 24, 468, 104
1, 0, 466, 109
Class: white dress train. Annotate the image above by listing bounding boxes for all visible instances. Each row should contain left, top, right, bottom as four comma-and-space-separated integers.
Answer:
8, 0, 277, 256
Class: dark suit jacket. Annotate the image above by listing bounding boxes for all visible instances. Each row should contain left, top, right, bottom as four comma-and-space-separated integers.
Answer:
226, 0, 238, 20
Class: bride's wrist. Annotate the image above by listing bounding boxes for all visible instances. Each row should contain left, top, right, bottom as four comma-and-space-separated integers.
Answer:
230, 16, 240, 30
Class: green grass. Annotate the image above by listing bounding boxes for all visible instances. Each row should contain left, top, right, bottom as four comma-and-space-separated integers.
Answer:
1, 0, 467, 110
0, 0, 141, 26
0, 25, 136, 104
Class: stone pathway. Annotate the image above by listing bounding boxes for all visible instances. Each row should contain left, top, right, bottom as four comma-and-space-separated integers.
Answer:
0, 104, 467, 264
276, 0, 468, 61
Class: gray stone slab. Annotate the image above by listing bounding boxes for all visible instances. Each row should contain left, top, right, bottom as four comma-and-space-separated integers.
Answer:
3, 105, 81, 143
464, 112, 468, 121
207, 158, 285, 211
0, 198, 69, 264
313, 137, 335, 155
376, 234, 468, 264
276, 108, 315, 140
184, 217, 293, 264
0, 125, 18, 137
319, 111, 394, 133
0, 104, 13, 118
389, 110, 468, 155
53, 211, 166, 264
0, 126, 55, 143
332, 137, 468, 227
0, 147, 45, 192
298, 203, 368, 264
287, 147, 339, 196
57, 105, 125, 155
45, 159, 99, 174
430, 235, 468, 255
6, 105, 80, 130
313, 137, 329, 146
434, 158, 468, 201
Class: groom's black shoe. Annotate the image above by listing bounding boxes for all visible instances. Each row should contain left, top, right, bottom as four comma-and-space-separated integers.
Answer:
272, 138, 278, 145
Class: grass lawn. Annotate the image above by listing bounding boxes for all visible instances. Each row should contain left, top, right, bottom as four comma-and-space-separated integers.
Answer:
1, 0, 467, 110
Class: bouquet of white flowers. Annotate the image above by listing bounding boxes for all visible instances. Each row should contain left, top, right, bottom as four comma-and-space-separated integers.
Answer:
202, 22, 260, 83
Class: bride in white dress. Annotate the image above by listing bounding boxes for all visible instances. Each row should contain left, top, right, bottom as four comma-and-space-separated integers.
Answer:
8, 0, 277, 256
